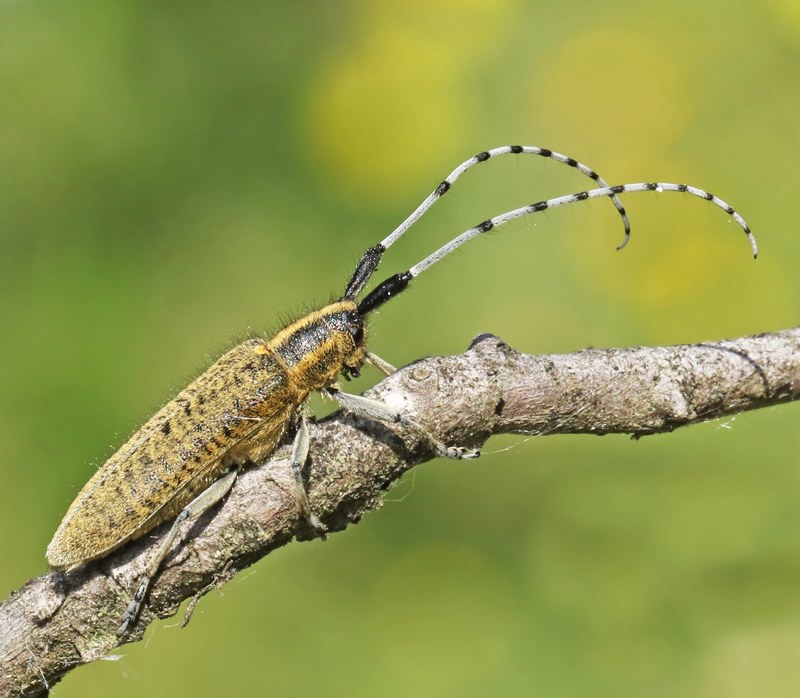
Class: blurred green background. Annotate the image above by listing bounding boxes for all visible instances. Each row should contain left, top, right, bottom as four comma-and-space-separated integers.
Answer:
2, 1, 800, 696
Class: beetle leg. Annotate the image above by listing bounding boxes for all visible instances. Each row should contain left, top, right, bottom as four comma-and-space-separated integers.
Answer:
290, 413, 328, 537
327, 388, 479, 460
117, 468, 238, 636
365, 351, 397, 376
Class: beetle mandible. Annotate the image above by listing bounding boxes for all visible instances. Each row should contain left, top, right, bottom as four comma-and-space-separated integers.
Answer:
46, 145, 757, 635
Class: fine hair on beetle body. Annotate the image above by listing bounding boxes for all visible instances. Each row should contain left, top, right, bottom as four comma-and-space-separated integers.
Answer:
45, 145, 757, 636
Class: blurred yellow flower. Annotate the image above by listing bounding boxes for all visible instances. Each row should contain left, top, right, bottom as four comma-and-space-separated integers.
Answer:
306, 0, 517, 198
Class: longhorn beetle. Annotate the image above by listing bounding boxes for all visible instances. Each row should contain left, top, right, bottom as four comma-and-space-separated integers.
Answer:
46, 145, 758, 635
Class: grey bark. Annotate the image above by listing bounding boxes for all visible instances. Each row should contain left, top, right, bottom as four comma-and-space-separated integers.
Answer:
1, 329, 799, 698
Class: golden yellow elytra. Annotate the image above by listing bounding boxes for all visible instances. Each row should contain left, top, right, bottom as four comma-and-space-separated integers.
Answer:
46, 145, 756, 634
47, 302, 366, 569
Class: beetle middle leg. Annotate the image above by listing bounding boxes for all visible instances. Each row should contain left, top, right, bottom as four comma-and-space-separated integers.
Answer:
289, 413, 327, 536
117, 468, 238, 636
326, 387, 479, 459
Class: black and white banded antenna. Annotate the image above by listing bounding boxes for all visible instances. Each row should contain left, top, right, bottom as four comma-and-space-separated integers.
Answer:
353, 180, 757, 316
344, 145, 629, 300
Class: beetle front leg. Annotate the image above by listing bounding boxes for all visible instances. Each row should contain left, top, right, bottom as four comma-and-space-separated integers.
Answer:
365, 351, 397, 376
326, 388, 479, 460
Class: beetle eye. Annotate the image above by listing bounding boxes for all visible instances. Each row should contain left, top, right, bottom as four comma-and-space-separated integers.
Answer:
343, 310, 364, 344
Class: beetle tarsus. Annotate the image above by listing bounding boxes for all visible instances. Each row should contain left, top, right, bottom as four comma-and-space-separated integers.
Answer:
117, 578, 149, 636
439, 445, 480, 459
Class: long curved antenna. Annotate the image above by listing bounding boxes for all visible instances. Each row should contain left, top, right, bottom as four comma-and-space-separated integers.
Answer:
358, 182, 756, 315
381, 146, 631, 251
344, 146, 629, 299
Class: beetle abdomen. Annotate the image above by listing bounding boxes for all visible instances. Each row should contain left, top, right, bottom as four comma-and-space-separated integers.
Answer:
47, 339, 301, 568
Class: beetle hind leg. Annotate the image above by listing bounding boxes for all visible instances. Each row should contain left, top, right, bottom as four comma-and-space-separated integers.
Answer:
117, 468, 238, 636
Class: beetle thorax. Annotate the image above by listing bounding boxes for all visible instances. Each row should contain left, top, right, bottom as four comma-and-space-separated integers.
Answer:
266, 300, 366, 392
